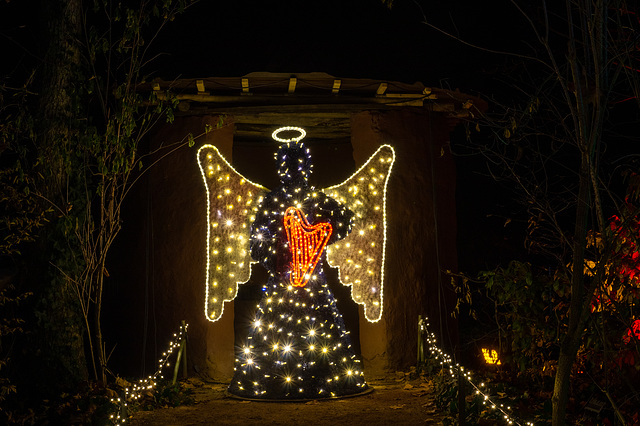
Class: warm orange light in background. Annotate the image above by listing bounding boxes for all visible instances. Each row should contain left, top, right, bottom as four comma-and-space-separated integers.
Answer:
481, 348, 502, 365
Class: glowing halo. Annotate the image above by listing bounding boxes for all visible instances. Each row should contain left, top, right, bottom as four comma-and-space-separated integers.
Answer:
272, 126, 306, 143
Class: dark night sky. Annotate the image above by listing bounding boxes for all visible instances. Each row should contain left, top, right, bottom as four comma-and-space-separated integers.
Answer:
0, 0, 534, 95
149, 0, 530, 93
152, 0, 447, 82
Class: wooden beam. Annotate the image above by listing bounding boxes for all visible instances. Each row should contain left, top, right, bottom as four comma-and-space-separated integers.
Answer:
385, 93, 429, 99
196, 80, 205, 93
288, 77, 297, 94
242, 78, 249, 94
332, 79, 341, 94
376, 82, 388, 96
154, 92, 434, 107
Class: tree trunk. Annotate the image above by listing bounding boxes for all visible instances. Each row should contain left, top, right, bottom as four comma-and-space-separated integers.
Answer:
34, 0, 88, 392
92, 178, 111, 384
95, 268, 106, 384
551, 151, 591, 425
39, 0, 82, 203
552, 334, 582, 424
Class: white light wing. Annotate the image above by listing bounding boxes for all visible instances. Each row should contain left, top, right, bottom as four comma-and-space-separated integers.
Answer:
197, 145, 268, 322
323, 145, 395, 322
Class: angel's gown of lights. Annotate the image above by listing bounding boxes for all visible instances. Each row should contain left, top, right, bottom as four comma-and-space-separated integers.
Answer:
227, 141, 369, 400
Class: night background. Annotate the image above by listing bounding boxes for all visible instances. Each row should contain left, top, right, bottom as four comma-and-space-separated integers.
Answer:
1, 0, 640, 425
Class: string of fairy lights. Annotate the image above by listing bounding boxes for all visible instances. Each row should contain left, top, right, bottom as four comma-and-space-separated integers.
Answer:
109, 323, 188, 425
323, 143, 395, 322
197, 143, 266, 322
420, 318, 534, 426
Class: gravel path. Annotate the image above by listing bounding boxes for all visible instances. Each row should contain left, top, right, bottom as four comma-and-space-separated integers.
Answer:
130, 375, 446, 425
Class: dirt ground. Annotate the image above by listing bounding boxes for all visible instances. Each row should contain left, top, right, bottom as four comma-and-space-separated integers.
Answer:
129, 374, 447, 426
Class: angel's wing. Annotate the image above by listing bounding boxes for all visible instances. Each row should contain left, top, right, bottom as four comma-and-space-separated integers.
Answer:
197, 145, 268, 322
323, 145, 395, 322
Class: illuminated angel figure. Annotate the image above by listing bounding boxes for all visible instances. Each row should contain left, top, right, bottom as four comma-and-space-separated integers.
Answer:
197, 127, 394, 400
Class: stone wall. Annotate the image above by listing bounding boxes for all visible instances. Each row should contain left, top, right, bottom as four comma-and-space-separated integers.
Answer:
105, 116, 235, 380
352, 109, 458, 376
